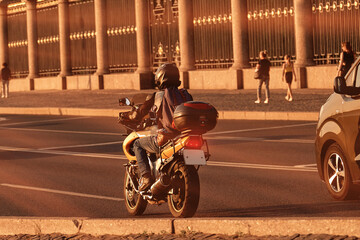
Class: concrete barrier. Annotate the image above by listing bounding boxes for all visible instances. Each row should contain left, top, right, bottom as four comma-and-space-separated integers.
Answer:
8, 65, 336, 92
0, 217, 359, 237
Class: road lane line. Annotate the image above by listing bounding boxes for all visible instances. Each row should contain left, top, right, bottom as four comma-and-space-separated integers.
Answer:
0, 145, 316, 173
0, 126, 122, 136
206, 136, 314, 144
39, 140, 124, 150
207, 161, 318, 172
0, 116, 90, 127
0, 145, 127, 160
0, 183, 124, 201
206, 122, 317, 136
0, 117, 6, 121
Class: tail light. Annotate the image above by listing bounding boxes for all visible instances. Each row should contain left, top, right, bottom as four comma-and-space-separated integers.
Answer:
185, 135, 203, 149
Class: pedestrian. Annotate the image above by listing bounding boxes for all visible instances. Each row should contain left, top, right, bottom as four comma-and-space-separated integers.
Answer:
282, 55, 296, 101
1, 62, 11, 98
337, 42, 355, 77
254, 50, 271, 104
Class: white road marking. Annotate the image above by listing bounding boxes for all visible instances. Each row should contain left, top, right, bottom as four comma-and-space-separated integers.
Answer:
39, 140, 124, 150
0, 183, 124, 201
0, 127, 121, 136
0, 116, 90, 127
206, 122, 317, 136
294, 163, 317, 168
0, 145, 127, 160
207, 161, 317, 172
0, 117, 6, 121
0, 145, 316, 173
206, 136, 314, 144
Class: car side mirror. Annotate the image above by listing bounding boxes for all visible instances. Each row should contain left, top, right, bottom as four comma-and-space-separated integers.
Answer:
334, 76, 347, 94
334, 76, 360, 96
119, 97, 131, 106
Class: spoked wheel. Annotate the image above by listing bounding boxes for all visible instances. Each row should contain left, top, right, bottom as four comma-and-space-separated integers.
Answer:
168, 163, 200, 218
124, 171, 147, 215
323, 143, 358, 200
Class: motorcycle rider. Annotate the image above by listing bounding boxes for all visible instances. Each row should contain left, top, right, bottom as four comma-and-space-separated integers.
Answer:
129, 63, 192, 192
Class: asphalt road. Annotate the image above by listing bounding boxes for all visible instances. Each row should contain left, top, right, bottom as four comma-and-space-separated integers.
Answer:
0, 115, 360, 218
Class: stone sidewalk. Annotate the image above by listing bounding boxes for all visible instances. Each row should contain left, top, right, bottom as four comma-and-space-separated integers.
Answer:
0, 89, 332, 121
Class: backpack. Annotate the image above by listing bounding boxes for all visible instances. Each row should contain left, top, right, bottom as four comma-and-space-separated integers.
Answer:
157, 86, 192, 139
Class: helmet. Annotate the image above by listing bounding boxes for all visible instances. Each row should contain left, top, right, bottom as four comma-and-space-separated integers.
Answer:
154, 63, 181, 90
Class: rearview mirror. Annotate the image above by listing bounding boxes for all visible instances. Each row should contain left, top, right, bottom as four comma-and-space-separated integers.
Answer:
334, 76, 360, 96
119, 97, 131, 106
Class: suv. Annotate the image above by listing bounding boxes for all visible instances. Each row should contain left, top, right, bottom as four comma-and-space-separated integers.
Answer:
315, 57, 360, 200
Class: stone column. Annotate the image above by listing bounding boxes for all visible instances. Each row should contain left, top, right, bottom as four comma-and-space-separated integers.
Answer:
294, 0, 314, 67
294, 0, 315, 88
134, 0, 152, 89
178, 0, 195, 72
135, 0, 151, 74
0, 3, 9, 66
231, 0, 250, 70
25, 0, 39, 79
58, 0, 71, 78
94, 0, 109, 75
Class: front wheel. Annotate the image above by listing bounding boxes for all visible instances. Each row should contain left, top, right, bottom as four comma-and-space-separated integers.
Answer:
168, 163, 200, 218
323, 143, 358, 200
124, 171, 147, 215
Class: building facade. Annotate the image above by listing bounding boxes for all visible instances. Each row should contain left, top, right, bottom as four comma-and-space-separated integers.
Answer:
0, 0, 359, 90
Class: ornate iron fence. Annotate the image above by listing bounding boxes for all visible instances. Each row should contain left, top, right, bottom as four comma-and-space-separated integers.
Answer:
149, 0, 180, 70
69, 0, 96, 75
37, 6, 60, 76
247, 0, 295, 66
7, 11, 28, 78
106, 0, 137, 73
312, 0, 360, 65
193, 0, 233, 69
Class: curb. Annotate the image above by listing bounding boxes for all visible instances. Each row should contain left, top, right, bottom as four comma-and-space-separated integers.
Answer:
0, 107, 319, 121
0, 218, 359, 236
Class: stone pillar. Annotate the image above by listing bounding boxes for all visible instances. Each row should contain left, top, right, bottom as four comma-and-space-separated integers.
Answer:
0, 4, 8, 66
58, 0, 71, 78
231, 0, 250, 70
135, 0, 152, 89
294, 0, 315, 88
135, 0, 151, 74
178, 0, 195, 72
294, 0, 314, 67
94, 0, 109, 75
25, 0, 39, 80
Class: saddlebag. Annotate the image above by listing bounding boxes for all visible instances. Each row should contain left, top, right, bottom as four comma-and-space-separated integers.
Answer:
173, 101, 218, 134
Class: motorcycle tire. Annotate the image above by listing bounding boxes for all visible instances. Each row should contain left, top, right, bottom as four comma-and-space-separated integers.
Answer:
124, 172, 147, 215
167, 162, 200, 218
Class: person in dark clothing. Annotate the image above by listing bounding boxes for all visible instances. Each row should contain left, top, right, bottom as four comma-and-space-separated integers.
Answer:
337, 42, 355, 78
130, 63, 192, 192
254, 51, 271, 104
1, 63, 11, 98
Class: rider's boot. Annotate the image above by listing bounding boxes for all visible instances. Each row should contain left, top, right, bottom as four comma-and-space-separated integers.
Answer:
139, 172, 154, 192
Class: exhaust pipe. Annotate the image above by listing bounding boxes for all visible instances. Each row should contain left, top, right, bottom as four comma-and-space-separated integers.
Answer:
150, 174, 171, 197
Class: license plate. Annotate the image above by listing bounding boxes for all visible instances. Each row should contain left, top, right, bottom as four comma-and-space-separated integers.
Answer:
183, 149, 206, 165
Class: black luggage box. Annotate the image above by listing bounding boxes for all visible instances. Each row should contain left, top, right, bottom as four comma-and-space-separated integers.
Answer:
173, 101, 218, 134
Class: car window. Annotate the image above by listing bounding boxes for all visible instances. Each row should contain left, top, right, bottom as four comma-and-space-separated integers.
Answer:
346, 68, 355, 86
355, 65, 360, 88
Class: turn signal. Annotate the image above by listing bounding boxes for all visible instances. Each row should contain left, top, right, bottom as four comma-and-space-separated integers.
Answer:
185, 136, 203, 149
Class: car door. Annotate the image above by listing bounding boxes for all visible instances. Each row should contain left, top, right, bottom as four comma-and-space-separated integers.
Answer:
341, 62, 360, 181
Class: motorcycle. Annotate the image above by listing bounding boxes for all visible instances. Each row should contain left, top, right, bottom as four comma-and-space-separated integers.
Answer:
119, 95, 218, 217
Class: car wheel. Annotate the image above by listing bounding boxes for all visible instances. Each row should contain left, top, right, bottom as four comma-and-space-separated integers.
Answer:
323, 143, 357, 200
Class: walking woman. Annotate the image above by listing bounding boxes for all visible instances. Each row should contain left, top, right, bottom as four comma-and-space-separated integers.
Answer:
254, 51, 271, 104
337, 42, 355, 77
282, 55, 296, 101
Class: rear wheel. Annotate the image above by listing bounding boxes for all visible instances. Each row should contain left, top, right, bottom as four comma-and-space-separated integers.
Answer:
323, 143, 358, 200
168, 163, 200, 218
124, 171, 147, 215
